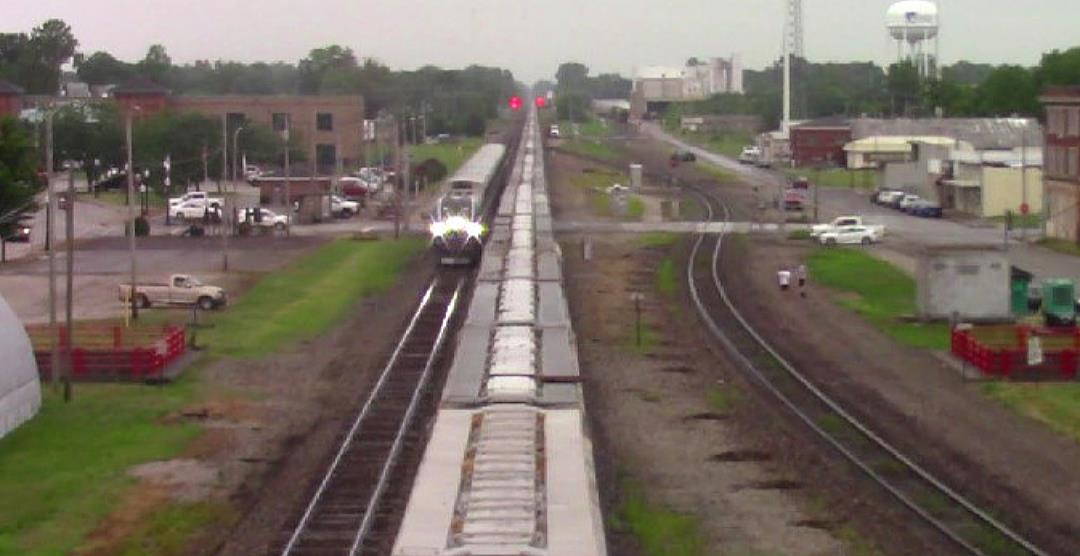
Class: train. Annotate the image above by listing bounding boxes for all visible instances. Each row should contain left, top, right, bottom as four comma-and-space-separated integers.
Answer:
429, 143, 507, 265
393, 109, 608, 555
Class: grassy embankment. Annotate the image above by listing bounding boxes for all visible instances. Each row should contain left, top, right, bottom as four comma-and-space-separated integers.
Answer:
781, 167, 879, 191
673, 129, 753, 159
409, 137, 483, 180
86, 190, 168, 209
611, 480, 706, 556
0, 237, 425, 556
1035, 237, 1080, 257
809, 247, 1080, 445
559, 118, 619, 161
807, 247, 949, 349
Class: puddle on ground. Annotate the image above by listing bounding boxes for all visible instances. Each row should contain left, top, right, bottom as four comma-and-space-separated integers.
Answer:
709, 450, 772, 463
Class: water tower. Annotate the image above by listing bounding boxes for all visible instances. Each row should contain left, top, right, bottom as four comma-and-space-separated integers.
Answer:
887, 0, 940, 78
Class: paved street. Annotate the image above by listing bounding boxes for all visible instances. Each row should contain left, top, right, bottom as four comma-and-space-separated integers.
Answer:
645, 123, 1080, 284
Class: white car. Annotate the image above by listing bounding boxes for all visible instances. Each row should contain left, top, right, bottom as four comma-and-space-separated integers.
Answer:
172, 200, 220, 221
818, 226, 882, 246
241, 207, 288, 229
738, 146, 761, 164
810, 216, 886, 238
169, 191, 224, 210
898, 194, 922, 211
331, 195, 359, 217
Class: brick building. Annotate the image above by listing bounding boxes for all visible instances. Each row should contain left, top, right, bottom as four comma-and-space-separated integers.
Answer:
110, 78, 366, 174
1041, 87, 1080, 242
790, 117, 851, 166
0, 80, 24, 118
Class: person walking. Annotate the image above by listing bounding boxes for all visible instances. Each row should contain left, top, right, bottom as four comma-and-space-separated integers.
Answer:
797, 264, 808, 298
777, 267, 792, 291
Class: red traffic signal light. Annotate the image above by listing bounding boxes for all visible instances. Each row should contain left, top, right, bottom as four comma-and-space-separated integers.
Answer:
509, 95, 522, 111
535, 96, 546, 108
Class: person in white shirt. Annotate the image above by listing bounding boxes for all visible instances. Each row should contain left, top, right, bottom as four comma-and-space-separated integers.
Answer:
777, 268, 792, 291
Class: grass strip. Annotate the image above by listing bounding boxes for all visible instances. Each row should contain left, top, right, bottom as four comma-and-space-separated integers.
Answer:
982, 382, 1080, 444
1035, 237, 1080, 257
657, 259, 677, 297
408, 138, 483, 179
202, 237, 425, 357
612, 479, 705, 556
0, 381, 200, 556
807, 248, 950, 349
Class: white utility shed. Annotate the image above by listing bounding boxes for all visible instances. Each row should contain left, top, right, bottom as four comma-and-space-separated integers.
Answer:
0, 294, 41, 439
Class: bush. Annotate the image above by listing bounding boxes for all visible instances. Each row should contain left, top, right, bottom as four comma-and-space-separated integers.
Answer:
787, 229, 812, 241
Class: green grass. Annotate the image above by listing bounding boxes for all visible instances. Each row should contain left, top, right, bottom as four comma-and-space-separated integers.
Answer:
627, 321, 659, 355
627, 196, 646, 220
657, 259, 677, 296
698, 163, 737, 183
202, 238, 425, 357
983, 382, 1080, 444
613, 479, 706, 556
783, 167, 879, 190
561, 137, 619, 161
808, 248, 950, 349
0, 381, 200, 556
679, 130, 754, 158
408, 137, 483, 178
708, 384, 743, 415
1035, 237, 1080, 257
787, 229, 812, 241
989, 213, 1043, 230
640, 232, 680, 248
115, 501, 234, 556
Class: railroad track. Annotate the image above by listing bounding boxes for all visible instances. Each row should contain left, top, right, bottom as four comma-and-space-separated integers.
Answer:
276, 276, 464, 556
684, 185, 1049, 556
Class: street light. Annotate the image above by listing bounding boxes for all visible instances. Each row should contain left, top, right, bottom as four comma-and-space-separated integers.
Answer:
232, 125, 245, 184
126, 104, 141, 320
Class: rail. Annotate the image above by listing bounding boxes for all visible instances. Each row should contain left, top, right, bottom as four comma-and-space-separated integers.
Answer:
279, 277, 464, 555
683, 184, 1048, 556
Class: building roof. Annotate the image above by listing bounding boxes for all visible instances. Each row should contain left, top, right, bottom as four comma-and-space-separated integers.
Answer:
844, 135, 973, 153
0, 80, 24, 95
793, 116, 851, 130
635, 66, 685, 80
1041, 86, 1080, 103
110, 76, 170, 96
0, 294, 41, 440
851, 118, 1041, 150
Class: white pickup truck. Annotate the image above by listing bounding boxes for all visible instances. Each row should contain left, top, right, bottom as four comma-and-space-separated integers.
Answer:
818, 225, 884, 246
118, 274, 227, 310
168, 191, 224, 211
810, 216, 886, 238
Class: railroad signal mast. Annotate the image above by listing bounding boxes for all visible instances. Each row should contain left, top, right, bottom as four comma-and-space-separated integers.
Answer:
508, 95, 523, 111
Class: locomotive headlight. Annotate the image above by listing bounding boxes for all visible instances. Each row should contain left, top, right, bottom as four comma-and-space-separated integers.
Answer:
429, 221, 448, 237
464, 221, 484, 239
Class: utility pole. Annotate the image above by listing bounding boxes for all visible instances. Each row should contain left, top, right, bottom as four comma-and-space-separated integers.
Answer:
202, 144, 209, 190
46, 110, 58, 389
283, 115, 291, 237
64, 168, 74, 401
1020, 127, 1028, 242
126, 108, 139, 320
393, 115, 401, 239
221, 114, 230, 271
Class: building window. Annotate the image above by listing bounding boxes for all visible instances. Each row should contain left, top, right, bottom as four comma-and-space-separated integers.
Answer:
272, 113, 288, 132
1070, 107, 1080, 138
316, 144, 337, 172
1048, 107, 1065, 137
316, 112, 333, 131
1070, 147, 1079, 178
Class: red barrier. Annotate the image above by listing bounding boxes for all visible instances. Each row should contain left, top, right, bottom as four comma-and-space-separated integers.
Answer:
31, 325, 186, 382
952, 327, 1079, 380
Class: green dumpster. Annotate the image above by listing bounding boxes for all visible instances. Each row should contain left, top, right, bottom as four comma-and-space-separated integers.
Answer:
1010, 267, 1034, 316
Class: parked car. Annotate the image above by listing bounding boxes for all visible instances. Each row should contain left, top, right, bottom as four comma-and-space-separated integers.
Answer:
811, 216, 886, 238
241, 207, 288, 229
244, 165, 263, 180
738, 146, 761, 164
168, 191, 224, 211
672, 150, 696, 162
879, 191, 906, 208
118, 274, 227, 311
340, 176, 380, 199
818, 225, 882, 246
872, 189, 900, 205
791, 176, 811, 190
898, 194, 922, 212
4, 223, 31, 243
171, 200, 221, 221
549, 124, 561, 138
909, 200, 943, 218
782, 189, 806, 211
331, 195, 359, 218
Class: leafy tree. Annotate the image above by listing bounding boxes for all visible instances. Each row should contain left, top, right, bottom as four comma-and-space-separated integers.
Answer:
1036, 47, 1080, 88
0, 18, 77, 93
556, 91, 590, 122
972, 65, 1040, 116
75, 51, 132, 85
299, 45, 357, 94
555, 62, 589, 94
887, 61, 922, 116
943, 61, 995, 86
923, 77, 974, 117
0, 117, 41, 241
137, 44, 172, 84
52, 103, 124, 189
31, 19, 78, 88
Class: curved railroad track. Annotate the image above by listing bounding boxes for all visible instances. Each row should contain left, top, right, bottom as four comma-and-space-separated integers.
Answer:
684, 184, 1049, 556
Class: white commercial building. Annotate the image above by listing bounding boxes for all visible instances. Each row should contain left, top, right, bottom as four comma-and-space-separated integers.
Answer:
0, 294, 41, 439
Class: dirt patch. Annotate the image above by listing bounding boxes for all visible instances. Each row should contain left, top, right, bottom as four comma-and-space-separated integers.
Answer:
74, 483, 171, 556
129, 459, 220, 502
721, 236, 1080, 554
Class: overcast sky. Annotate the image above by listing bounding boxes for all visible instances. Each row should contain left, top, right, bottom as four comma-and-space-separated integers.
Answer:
4, 0, 1078, 83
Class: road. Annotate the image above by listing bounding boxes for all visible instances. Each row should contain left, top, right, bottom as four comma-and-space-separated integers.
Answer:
644, 122, 1080, 284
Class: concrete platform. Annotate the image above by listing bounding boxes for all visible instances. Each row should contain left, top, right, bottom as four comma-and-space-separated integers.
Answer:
553, 221, 810, 234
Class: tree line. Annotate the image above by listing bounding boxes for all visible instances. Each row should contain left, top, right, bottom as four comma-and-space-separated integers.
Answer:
544, 62, 632, 122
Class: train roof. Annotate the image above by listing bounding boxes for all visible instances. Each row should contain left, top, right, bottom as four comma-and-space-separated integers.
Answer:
449, 143, 507, 186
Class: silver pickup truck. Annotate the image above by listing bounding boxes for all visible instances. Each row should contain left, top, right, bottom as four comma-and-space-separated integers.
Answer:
118, 274, 227, 310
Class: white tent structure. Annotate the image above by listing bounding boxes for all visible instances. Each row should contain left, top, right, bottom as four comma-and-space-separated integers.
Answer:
0, 294, 41, 439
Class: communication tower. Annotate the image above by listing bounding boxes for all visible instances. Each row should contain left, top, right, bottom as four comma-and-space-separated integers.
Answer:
781, 0, 803, 134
